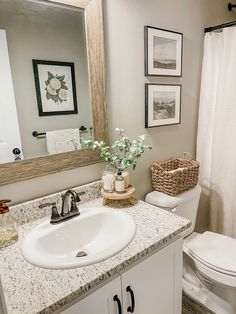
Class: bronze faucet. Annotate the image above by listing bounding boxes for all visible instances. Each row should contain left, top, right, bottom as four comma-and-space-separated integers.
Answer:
39, 190, 85, 224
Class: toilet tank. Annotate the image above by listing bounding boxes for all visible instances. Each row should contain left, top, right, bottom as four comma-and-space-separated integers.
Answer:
145, 184, 201, 238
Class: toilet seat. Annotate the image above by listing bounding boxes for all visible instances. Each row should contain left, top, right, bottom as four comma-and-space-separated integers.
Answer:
184, 232, 236, 287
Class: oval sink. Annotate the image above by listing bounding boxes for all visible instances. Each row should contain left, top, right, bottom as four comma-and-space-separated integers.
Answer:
22, 207, 136, 269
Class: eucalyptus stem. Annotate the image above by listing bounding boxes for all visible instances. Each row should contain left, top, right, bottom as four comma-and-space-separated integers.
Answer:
83, 128, 152, 171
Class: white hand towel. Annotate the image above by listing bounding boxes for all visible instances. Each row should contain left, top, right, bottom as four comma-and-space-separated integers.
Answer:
46, 129, 81, 154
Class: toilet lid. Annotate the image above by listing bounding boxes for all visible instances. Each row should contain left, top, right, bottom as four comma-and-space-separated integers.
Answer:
184, 231, 236, 276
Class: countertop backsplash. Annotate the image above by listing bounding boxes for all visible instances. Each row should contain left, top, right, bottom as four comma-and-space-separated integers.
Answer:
9, 181, 102, 225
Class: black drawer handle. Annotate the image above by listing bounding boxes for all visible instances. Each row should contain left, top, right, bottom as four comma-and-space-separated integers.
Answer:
126, 286, 135, 313
113, 294, 122, 314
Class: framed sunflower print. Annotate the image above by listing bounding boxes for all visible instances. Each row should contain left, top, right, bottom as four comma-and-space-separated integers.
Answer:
144, 26, 183, 77
33, 60, 78, 116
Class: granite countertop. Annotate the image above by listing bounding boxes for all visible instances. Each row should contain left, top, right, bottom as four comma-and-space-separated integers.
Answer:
0, 198, 190, 314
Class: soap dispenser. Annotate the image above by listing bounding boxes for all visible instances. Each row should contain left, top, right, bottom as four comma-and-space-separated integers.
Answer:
0, 200, 18, 248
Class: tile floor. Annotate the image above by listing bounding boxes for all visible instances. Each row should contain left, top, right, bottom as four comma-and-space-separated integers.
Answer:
182, 293, 215, 314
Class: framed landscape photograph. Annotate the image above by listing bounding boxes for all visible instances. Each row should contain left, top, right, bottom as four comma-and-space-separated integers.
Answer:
145, 84, 181, 128
33, 60, 78, 116
144, 26, 183, 76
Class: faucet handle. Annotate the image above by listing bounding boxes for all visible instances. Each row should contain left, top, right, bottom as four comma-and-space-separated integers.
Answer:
70, 192, 83, 214
39, 202, 61, 224
39, 202, 56, 209
78, 191, 86, 196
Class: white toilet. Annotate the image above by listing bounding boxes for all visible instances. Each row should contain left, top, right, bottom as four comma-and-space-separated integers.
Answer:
145, 185, 236, 314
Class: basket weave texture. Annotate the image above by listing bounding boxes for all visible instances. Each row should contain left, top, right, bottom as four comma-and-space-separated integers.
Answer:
151, 153, 200, 196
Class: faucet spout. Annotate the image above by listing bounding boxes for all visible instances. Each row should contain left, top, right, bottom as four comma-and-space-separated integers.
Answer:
61, 190, 81, 217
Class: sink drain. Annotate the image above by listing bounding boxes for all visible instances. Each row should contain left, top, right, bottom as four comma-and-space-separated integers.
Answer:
76, 251, 87, 258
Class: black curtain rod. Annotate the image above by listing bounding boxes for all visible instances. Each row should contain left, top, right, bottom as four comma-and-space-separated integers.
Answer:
204, 20, 236, 33
205, 3, 236, 33
228, 2, 236, 11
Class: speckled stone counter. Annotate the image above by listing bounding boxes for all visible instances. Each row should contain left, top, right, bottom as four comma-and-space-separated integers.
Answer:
0, 182, 190, 314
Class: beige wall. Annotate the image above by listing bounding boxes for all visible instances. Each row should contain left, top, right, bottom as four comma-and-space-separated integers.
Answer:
0, 1, 91, 158
0, 0, 233, 233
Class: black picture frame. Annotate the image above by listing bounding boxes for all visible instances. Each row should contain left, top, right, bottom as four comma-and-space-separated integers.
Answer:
144, 26, 183, 77
33, 60, 78, 116
145, 83, 182, 128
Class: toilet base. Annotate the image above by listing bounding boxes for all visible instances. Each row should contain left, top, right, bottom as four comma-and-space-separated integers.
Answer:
182, 292, 214, 314
183, 254, 235, 314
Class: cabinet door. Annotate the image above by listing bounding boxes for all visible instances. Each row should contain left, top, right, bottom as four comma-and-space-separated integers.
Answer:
121, 238, 183, 314
60, 276, 122, 314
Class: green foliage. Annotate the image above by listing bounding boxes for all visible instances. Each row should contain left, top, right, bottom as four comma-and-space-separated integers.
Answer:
83, 128, 152, 171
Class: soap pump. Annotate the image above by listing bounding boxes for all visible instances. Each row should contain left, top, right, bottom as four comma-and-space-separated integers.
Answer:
0, 200, 18, 248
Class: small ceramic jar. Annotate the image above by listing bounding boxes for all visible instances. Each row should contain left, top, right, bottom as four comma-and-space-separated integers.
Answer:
102, 168, 115, 192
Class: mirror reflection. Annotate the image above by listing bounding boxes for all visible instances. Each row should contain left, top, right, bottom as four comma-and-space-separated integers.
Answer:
0, 0, 93, 164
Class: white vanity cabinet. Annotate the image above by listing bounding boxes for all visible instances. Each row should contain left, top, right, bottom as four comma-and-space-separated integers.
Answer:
60, 238, 182, 314
61, 277, 121, 314
121, 238, 182, 314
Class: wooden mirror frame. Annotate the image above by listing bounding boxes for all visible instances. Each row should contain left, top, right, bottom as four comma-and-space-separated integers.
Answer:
0, 0, 107, 186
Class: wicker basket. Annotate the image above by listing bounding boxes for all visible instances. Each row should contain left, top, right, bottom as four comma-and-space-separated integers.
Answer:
151, 153, 200, 196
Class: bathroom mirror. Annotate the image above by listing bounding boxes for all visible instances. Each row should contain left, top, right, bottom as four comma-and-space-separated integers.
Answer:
0, 0, 107, 185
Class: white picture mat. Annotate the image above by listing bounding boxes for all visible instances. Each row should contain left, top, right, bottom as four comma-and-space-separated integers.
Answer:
148, 85, 181, 127
147, 28, 182, 76
38, 64, 74, 112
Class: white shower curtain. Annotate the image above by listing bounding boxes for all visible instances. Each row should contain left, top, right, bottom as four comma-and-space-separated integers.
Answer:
197, 27, 236, 238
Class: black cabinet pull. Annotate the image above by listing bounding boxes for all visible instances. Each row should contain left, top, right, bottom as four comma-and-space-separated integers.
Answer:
113, 295, 122, 314
126, 286, 135, 313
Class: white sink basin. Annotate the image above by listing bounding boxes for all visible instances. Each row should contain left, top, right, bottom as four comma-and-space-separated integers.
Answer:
22, 207, 136, 269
